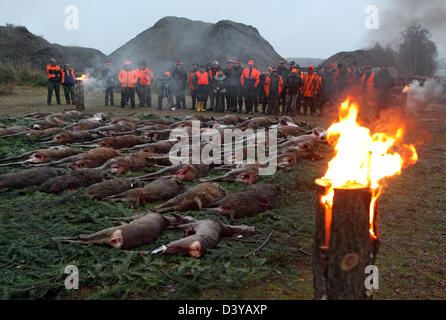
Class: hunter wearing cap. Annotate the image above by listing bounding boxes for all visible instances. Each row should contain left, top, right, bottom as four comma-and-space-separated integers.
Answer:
118, 61, 139, 108
188, 63, 199, 110
102, 61, 115, 106
60, 64, 76, 105
46, 58, 61, 105
172, 62, 188, 109
240, 60, 260, 114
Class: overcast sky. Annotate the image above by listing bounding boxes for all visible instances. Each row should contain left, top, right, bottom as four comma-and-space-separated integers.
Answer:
0, 0, 443, 59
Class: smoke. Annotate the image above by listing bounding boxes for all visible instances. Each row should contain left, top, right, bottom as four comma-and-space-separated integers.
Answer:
366, 0, 446, 58
404, 79, 446, 112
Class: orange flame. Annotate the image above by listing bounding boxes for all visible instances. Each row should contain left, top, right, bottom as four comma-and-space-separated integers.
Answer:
76, 74, 87, 81
319, 99, 418, 245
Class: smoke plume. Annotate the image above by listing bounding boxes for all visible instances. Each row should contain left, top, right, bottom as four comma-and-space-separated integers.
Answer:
366, 0, 446, 58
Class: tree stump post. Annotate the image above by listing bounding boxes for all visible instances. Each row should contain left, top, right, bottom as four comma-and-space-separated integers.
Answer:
313, 179, 381, 300
75, 79, 85, 111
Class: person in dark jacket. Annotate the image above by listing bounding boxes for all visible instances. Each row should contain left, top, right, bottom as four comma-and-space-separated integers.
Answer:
172, 62, 188, 109
256, 72, 268, 113
204, 64, 213, 108
374, 66, 395, 117
288, 61, 296, 73
208, 61, 222, 111
284, 69, 303, 115
277, 60, 289, 113
223, 59, 233, 111
320, 64, 336, 112
61, 64, 76, 105
102, 62, 115, 106
213, 71, 226, 112
228, 60, 243, 112
158, 72, 174, 110
333, 63, 354, 103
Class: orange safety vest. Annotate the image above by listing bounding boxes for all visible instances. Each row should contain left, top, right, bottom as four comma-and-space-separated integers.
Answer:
361, 73, 375, 94
61, 68, 76, 84
46, 64, 61, 79
188, 71, 197, 90
240, 67, 260, 87
264, 75, 283, 98
118, 69, 139, 88
195, 71, 209, 85
301, 73, 321, 98
138, 67, 154, 86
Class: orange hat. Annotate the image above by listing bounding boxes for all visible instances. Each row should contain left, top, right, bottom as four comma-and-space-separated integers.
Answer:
165, 71, 170, 76
248, 60, 254, 65
175, 62, 182, 65
331, 62, 337, 67
291, 68, 298, 73
233, 60, 240, 64
124, 61, 131, 65
268, 67, 272, 70
106, 62, 111, 65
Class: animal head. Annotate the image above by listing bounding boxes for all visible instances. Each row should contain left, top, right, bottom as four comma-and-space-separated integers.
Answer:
235, 170, 259, 184
54, 133, 71, 144
129, 179, 144, 188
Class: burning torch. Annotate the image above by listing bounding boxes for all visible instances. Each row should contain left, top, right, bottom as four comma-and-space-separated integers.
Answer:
313, 99, 418, 300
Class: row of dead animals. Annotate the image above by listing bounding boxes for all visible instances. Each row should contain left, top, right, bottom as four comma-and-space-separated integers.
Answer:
59, 182, 275, 257
0, 165, 273, 257
0, 111, 323, 257
0, 110, 325, 145
0, 167, 277, 220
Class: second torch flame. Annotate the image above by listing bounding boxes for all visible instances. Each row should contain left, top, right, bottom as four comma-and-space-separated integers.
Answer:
319, 99, 418, 246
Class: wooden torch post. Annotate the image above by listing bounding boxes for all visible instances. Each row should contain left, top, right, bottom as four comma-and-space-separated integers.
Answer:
313, 179, 381, 300
75, 79, 85, 111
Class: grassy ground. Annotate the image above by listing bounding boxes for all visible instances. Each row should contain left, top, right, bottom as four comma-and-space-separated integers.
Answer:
0, 86, 445, 300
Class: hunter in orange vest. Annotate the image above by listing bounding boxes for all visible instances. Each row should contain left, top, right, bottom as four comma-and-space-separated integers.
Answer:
360, 65, 375, 95
46, 58, 61, 105
301, 65, 321, 116
188, 63, 199, 110
136, 61, 154, 107
192, 65, 210, 111
264, 69, 284, 114
118, 61, 139, 108
240, 60, 260, 113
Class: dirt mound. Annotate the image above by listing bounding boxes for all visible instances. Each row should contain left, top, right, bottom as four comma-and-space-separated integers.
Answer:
109, 16, 284, 74
0, 25, 106, 72
319, 46, 409, 77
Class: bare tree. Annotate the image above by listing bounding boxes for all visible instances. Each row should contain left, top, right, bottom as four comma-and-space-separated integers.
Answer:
399, 25, 438, 76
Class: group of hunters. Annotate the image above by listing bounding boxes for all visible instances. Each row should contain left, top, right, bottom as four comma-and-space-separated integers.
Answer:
46, 58, 396, 116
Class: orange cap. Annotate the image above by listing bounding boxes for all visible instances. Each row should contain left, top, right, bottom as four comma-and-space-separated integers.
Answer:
124, 61, 131, 65
165, 71, 170, 76
291, 68, 298, 73
248, 60, 254, 65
